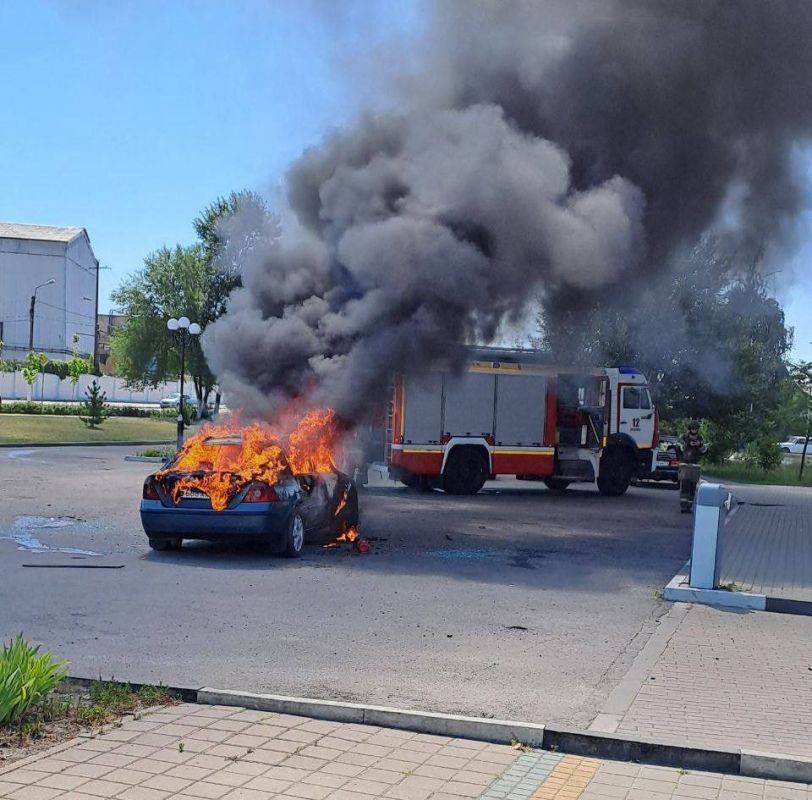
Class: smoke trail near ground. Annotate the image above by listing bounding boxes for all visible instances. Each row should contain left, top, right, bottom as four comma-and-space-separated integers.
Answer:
203, 0, 812, 422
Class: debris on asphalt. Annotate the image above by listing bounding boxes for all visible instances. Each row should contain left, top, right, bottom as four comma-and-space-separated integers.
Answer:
22, 564, 124, 569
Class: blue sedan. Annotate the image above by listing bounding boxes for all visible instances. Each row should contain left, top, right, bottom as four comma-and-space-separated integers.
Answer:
140, 448, 359, 557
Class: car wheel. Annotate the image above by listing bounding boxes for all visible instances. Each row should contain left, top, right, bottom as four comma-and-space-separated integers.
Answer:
283, 513, 305, 558
149, 537, 182, 551
781, 447, 790, 453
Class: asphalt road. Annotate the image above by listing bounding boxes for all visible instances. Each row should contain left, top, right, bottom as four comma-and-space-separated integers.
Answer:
0, 446, 691, 728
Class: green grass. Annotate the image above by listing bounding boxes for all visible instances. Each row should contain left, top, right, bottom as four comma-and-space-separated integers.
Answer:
0, 635, 68, 725
0, 414, 175, 445
703, 461, 812, 488
1, 678, 176, 748
137, 446, 176, 458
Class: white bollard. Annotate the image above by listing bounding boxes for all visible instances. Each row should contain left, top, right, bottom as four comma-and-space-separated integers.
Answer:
689, 482, 728, 589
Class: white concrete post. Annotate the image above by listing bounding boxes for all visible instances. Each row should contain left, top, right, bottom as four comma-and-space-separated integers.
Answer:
689, 482, 728, 589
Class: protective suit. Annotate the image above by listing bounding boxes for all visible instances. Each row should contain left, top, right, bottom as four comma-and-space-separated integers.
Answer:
678, 421, 705, 512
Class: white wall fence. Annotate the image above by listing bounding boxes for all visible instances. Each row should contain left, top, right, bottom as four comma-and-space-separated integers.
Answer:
0, 371, 181, 405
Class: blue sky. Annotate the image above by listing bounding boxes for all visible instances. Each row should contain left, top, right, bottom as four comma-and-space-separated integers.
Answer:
1, 0, 810, 360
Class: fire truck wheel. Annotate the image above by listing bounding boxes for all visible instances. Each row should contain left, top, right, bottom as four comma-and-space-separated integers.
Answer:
543, 477, 571, 492
597, 448, 634, 496
283, 513, 305, 558
443, 447, 488, 495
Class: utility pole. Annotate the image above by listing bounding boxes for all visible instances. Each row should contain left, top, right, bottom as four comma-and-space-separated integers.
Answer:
29, 279, 56, 351
167, 317, 201, 450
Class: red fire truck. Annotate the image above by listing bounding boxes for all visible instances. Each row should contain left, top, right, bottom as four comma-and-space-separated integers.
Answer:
387, 347, 657, 496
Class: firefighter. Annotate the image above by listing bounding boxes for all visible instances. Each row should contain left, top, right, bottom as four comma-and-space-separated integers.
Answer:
678, 420, 706, 513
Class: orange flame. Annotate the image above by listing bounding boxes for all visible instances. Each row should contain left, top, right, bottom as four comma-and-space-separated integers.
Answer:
158, 408, 340, 512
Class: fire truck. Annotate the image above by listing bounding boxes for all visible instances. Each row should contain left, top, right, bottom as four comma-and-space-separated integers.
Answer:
387, 347, 658, 496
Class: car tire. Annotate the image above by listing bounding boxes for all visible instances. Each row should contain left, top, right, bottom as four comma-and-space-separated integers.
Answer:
781, 447, 791, 453
443, 447, 488, 495
149, 537, 182, 551
283, 512, 305, 558
543, 477, 571, 492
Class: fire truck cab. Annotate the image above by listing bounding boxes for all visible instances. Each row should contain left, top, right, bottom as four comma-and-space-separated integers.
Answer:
387, 347, 657, 496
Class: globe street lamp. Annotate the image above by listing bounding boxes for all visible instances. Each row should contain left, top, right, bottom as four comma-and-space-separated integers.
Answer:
29, 279, 56, 351
167, 316, 202, 449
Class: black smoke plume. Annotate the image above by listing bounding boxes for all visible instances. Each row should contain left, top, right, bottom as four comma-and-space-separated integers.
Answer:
203, 0, 812, 422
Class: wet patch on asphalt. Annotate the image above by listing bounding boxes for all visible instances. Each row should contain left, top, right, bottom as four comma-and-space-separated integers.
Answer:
0, 516, 102, 556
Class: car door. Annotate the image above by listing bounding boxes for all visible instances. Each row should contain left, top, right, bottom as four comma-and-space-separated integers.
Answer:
618, 384, 655, 448
296, 474, 331, 532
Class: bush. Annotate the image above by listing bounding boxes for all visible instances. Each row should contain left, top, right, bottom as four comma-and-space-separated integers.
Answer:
0, 635, 68, 725
1, 358, 101, 378
741, 437, 784, 472
0, 401, 177, 419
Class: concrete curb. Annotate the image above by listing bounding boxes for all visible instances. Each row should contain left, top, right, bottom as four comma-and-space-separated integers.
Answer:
0, 439, 173, 448
664, 565, 812, 617
123, 455, 169, 463
6, 678, 808, 784
740, 750, 812, 783
197, 688, 547, 746
197, 687, 812, 783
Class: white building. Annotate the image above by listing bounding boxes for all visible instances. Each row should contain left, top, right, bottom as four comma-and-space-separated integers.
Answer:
0, 222, 99, 362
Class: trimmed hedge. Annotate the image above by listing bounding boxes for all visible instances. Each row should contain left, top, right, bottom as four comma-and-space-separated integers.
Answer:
0, 401, 177, 419
0, 359, 101, 379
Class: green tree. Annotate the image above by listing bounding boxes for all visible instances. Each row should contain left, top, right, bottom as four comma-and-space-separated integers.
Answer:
110, 191, 278, 412
67, 333, 90, 401
787, 360, 812, 478
537, 238, 792, 459
80, 379, 108, 428
21, 352, 47, 402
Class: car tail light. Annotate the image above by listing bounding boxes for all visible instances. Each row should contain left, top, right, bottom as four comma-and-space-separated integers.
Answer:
243, 482, 279, 503
143, 476, 160, 501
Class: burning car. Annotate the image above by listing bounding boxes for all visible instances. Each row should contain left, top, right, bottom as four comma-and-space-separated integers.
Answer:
140, 413, 359, 557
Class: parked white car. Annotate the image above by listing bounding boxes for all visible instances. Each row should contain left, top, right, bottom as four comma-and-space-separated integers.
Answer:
778, 435, 812, 454
159, 392, 192, 409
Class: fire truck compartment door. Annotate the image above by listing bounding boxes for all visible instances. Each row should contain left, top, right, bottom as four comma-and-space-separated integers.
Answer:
443, 372, 495, 437
495, 374, 547, 446
403, 372, 443, 444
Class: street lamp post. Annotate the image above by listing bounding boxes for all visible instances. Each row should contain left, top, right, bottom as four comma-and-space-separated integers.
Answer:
167, 317, 201, 450
29, 279, 56, 351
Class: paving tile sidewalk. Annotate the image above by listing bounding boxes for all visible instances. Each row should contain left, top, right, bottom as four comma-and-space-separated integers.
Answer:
717, 484, 812, 603
1, 703, 810, 800
600, 604, 812, 759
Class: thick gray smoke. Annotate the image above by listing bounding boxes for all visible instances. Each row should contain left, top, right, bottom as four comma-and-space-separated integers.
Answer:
204, 0, 812, 422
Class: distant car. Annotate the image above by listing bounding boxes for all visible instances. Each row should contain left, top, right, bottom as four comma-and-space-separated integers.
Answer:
140, 434, 359, 557
639, 436, 681, 483
778, 436, 811, 454
159, 392, 193, 409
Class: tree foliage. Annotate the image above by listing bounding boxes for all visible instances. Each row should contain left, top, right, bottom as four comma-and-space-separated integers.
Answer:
110, 190, 279, 406
80, 379, 109, 428
536, 237, 792, 458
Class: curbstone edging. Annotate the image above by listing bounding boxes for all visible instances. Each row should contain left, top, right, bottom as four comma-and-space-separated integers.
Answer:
542, 726, 740, 775
664, 566, 812, 617
198, 688, 546, 746
197, 687, 812, 783
740, 750, 812, 783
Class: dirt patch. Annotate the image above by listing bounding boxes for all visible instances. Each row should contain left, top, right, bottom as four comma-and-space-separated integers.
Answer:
0, 679, 177, 768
